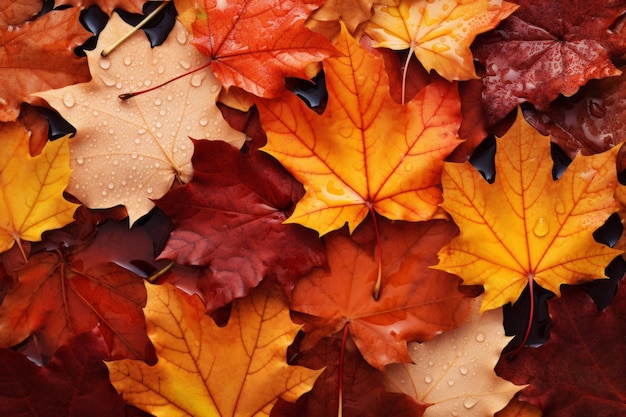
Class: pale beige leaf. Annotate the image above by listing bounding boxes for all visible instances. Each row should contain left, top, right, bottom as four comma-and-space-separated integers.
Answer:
385, 300, 524, 416
34, 14, 246, 224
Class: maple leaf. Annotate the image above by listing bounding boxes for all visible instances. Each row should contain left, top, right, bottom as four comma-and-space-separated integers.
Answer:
291, 219, 474, 370
0, 7, 91, 121
0, 329, 125, 417
522, 69, 626, 158
0, 121, 78, 255
364, 0, 517, 81
496, 283, 626, 417
34, 14, 246, 225
156, 139, 326, 311
384, 302, 525, 417
190, 0, 338, 98
273, 334, 427, 417
0, 251, 152, 361
435, 110, 622, 311
256, 23, 462, 236
106, 282, 321, 417
473, 0, 626, 125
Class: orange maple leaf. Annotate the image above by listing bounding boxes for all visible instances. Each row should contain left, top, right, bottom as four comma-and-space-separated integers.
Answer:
0, 251, 152, 361
435, 111, 622, 311
291, 219, 474, 370
0, 7, 90, 121
256, 23, 462, 236
106, 283, 321, 417
190, 0, 337, 98
364, 0, 518, 81
0, 122, 78, 256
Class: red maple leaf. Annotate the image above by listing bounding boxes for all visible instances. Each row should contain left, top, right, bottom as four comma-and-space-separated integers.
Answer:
0, 250, 153, 362
496, 282, 626, 417
156, 139, 326, 311
473, 0, 626, 125
522, 67, 626, 158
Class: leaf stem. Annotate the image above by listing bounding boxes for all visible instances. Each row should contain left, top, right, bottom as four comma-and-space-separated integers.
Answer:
13, 237, 27, 263
401, 46, 414, 105
119, 62, 212, 100
101, 1, 171, 57
370, 207, 383, 300
148, 261, 175, 283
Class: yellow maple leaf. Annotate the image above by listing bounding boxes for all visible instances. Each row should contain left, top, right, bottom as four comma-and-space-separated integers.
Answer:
435, 111, 622, 311
365, 0, 518, 81
256, 23, 462, 236
0, 121, 78, 255
384, 301, 525, 417
106, 282, 321, 417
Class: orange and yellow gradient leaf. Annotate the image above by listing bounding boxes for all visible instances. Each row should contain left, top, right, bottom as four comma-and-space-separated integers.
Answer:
106, 282, 320, 417
435, 111, 622, 311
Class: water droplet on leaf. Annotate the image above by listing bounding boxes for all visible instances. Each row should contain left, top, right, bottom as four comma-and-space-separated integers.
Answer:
190, 74, 203, 87
424, 374, 433, 384
463, 397, 478, 409
62, 92, 75, 108
459, 366, 468, 375
533, 217, 549, 237
475, 332, 485, 342
99, 57, 111, 70
176, 29, 188, 44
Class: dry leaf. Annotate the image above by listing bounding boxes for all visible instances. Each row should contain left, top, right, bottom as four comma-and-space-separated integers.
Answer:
384, 301, 525, 417
34, 14, 246, 224
106, 282, 321, 417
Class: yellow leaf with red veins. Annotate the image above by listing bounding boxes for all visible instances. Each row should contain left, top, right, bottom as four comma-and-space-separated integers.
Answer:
365, 0, 518, 80
106, 282, 320, 417
256, 23, 462, 236
0, 122, 78, 254
384, 302, 525, 417
34, 14, 245, 225
435, 111, 622, 311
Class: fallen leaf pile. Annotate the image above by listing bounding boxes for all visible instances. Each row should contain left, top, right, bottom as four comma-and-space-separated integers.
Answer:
0, 1, 624, 416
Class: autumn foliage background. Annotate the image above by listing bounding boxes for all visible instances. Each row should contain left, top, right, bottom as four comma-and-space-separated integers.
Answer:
1, 0, 626, 416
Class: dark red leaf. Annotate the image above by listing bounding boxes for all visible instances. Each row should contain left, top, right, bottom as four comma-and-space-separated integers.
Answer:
473, 0, 626, 125
156, 139, 326, 311
496, 281, 626, 417
272, 334, 426, 417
